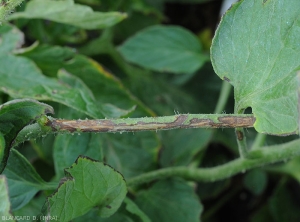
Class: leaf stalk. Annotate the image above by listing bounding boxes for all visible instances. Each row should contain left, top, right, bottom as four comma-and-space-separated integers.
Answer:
126, 139, 300, 186
46, 114, 255, 133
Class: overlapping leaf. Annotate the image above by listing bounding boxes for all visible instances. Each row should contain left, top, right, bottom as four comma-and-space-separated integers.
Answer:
22, 45, 159, 180
73, 198, 151, 222
0, 24, 132, 119
3, 149, 50, 210
211, 0, 300, 135
43, 156, 127, 221
0, 99, 53, 172
0, 176, 15, 219
102, 132, 159, 179
53, 133, 103, 179
135, 179, 203, 222
9, 0, 127, 30
160, 128, 212, 167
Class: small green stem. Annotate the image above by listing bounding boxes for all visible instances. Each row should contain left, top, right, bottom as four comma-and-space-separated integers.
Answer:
42, 182, 59, 190
14, 114, 255, 147
214, 81, 232, 114
126, 139, 300, 186
251, 133, 266, 150
235, 127, 248, 158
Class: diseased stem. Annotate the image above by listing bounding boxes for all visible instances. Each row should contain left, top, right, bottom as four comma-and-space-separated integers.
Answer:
234, 105, 250, 158
47, 114, 255, 133
126, 139, 300, 186
15, 114, 300, 189
14, 114, 255, 147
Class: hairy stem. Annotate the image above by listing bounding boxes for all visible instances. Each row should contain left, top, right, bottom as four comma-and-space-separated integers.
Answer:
126, 139, 300, 186
0, 0, 24, 23
14, 114, 255, 147
46, 114, 254, 133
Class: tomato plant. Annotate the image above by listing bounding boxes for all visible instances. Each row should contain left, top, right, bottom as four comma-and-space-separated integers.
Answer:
0, 0, 300, 221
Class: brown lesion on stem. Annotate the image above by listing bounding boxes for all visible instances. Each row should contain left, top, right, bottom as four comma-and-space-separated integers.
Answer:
236, 130, 244, 141
190, 116, 255, 128
46, 115, 256, 133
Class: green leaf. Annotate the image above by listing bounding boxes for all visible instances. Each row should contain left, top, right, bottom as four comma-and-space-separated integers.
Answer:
0, 99, 53, 172
43, 156, 127, 221
166, 0, 209, 3
3, 149, 50, 211
135, 179, 203, 222
267, 156, 300, 183
0, 24, 124, 119
118, 25, 208, 74
103, 132, 159, 179
145, 0, 210, 10
9, 0, 127, 30
250, 204, 273, 222
83, 197, 151, 222
122, 67, 204, 115
20, 45, 148, 117
61, 54, 141, 117
160, 128, 212, 167
52, 101, 104, 179
13, 195, 47, 221
211, 0, 300, 135
19, 44, 75, 77
123, 198, 151, 222
74, 198, 151, 222
0, 24, 24, 54
0, 176, 15, 220
53, 134, 103, 179
268, 182, 300, 222
243, 169, 267, 196
0, 132, 4, 167
0, 54, 105, 118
